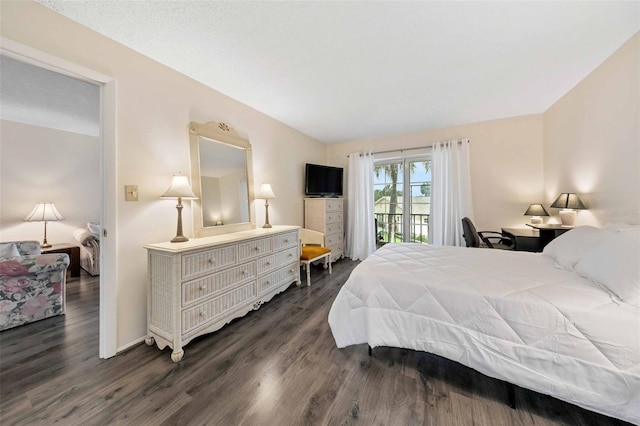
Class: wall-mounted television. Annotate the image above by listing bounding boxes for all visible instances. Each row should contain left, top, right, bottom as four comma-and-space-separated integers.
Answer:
305, 163, 344, 197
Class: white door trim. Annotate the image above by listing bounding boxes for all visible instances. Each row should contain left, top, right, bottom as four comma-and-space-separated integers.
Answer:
1, 36, 118, 358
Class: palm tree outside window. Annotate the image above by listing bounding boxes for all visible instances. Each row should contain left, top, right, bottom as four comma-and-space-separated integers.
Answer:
374, 156, 431, 246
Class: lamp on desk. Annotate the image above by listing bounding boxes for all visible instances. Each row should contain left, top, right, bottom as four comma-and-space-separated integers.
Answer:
23, 202, 64, 248
550, 193, 586, 227
523, 204, 549, 225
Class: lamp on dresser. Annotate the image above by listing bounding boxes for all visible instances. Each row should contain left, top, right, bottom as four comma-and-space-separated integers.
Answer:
161, 172, 197, 243
23, 202, 64, 248
256, 183, 276, 228
524, 203, 549, 224
550, 193, 586, 227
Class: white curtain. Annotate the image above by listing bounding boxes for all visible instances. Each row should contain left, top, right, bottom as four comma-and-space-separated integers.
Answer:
430, 139, 474, 246
346, 152, 376, 260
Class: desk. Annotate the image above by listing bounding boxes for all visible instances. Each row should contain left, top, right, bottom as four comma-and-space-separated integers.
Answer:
501, 228, 542, 252
42, 243, 80, 278
525, 224, 572, 249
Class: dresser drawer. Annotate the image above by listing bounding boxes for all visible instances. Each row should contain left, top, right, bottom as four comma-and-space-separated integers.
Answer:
272, 231, 298, 250
330, 246, 343, 260
257, 263, 299, 295
325, 199, 343, 212
325, 222, 343, 236
238, 238, 272, 261
182, 281, 257, 334
257, 247, 298, 275
325, 211, 343, 225
182, 261, 256, 307
181, 244, 236, 280
326, 232, 344, 248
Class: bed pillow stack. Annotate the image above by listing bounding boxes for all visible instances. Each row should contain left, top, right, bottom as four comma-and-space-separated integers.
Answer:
543, 226, 640, 307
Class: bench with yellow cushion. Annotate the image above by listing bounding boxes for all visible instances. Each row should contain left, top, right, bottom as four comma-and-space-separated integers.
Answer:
300, 229, 332, 286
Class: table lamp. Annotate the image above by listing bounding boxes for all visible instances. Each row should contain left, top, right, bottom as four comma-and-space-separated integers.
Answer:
23, 202, 64, 248
523, 204, 549, 224
550, 193, 585, 227
256, 183, 276, 228
161, 173, 197, 242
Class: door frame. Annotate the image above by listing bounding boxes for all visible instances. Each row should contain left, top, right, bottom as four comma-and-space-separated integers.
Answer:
1, 36, 118, 358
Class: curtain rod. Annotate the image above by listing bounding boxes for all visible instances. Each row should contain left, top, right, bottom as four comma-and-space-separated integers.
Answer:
347, 139, 469, 157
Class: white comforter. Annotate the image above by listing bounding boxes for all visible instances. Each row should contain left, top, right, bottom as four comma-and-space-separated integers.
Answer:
328, 243, 640, 424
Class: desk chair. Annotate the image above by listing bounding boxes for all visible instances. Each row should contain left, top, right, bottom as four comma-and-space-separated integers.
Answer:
461, 217, 514, 250
300, 229, 332, 286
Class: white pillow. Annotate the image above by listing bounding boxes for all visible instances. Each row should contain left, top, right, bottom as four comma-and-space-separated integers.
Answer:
603, 223, 640, 232
542, 226, 611, 270
574, 230, 640, 307
0, 243, 20, 258
87, 222, 101, 236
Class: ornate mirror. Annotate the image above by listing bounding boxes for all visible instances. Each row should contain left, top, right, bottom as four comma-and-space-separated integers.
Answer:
189, 121, 255, 237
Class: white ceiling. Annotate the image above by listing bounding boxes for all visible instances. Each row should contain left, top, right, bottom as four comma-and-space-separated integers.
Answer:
0, 55, 100, 136
36, 1, 639, 144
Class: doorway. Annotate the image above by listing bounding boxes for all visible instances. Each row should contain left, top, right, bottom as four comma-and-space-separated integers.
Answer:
1, 37, 117, 358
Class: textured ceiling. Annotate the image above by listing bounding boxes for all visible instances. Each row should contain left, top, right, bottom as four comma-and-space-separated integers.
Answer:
0, 55, 100, 136
36, 1, 639, 143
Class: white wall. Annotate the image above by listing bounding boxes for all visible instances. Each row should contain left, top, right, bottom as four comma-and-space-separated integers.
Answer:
543, 32, 639, 226
327, 114, 545, 231
0, 119, 100, 244
1, 1, 327, 350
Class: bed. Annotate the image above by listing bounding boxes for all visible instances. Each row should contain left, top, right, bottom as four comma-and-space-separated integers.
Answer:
73, 223, 100, 276
328, 226, 640, 424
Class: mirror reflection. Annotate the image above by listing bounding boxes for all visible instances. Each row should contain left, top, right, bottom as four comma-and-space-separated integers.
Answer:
189, 121, 255, 238
199, 137, 250, 227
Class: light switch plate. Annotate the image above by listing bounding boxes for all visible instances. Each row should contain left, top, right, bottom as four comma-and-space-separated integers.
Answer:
125, 185, 139, 201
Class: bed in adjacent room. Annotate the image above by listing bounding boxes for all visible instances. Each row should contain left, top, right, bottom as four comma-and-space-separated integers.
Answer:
73, 223, 101, 276
328, 226, 640, 424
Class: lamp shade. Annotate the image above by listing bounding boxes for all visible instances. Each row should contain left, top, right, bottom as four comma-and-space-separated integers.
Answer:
550, 193, 586, 210
524, 204, 549, 216
23, 203, 64, 222
256, 183, 276, 199
161, 173, 197, 199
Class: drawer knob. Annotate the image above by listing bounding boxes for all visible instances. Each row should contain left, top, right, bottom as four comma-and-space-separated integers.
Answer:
266, 261, 271, 265
254, 246, 259, 251
199, 285, 205, 291
284, 239, 289, 243
199, 312, 204, 317
288, 253, 293, 257
241, 270, 246, 275
208, 258, 215, 264
289, 269, 294, 273
266, 280, 270, 285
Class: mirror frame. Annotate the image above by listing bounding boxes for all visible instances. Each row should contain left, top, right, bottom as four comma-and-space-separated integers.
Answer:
189, 121, 256, 237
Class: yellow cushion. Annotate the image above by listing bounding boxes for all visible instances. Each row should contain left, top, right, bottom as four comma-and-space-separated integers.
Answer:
300, 246, 331, 261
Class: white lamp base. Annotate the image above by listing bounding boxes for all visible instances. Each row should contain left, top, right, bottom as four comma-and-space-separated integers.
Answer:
558, 209, 576, 227
530, 216, 542, 225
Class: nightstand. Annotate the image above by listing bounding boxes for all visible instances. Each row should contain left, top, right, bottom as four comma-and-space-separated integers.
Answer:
42, 243, 81, 278
501, 228, 542, 252
525, 224, 572, 249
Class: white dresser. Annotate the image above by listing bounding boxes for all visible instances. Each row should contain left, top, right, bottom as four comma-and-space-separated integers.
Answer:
304, 198, 344, 261
144, 225, 300, 362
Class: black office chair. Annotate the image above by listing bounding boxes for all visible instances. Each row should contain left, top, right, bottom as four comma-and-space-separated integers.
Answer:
461, 217, 515, 250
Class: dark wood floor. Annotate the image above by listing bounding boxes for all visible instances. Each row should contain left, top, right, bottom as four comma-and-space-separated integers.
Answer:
0, 262, 630, 425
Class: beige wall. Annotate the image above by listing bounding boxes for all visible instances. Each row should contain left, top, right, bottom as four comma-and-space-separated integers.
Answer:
543, 32, 640, 226
0, 119, 100, 243
327, 114, 545, 231
0, 1, 326, 350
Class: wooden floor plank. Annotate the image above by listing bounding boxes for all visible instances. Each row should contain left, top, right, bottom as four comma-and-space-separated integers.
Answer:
0, 263, 631, 425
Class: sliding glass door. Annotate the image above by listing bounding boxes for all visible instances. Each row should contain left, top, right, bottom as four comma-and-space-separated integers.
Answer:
374, 156, 431, 245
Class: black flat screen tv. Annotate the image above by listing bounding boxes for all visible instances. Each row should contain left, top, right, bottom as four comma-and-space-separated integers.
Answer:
305, 163, 344, 197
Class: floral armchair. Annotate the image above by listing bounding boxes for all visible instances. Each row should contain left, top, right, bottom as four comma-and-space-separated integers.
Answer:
0, 241, 70, 331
